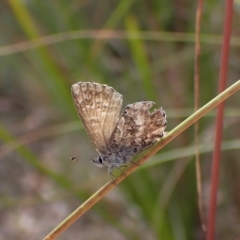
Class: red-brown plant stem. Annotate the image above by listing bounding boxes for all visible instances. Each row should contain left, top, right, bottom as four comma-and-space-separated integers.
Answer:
206, 1, 233, 239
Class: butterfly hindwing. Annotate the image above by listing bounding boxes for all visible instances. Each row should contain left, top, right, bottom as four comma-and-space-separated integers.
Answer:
108, 101, 167, 157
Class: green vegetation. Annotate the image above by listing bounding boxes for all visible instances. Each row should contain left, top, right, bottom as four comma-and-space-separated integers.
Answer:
1, 1, 239, 239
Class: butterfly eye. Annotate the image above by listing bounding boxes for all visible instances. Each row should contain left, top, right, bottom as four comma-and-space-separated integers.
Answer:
98, 156, 103, 164
91, 158, 104, 168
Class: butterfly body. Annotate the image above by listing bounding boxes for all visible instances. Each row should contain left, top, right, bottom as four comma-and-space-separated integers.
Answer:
92, 152, 131, 177
71, 82, 167, 178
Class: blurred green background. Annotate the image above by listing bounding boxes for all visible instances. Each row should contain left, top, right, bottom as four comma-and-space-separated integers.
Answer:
1, 1, 240, 240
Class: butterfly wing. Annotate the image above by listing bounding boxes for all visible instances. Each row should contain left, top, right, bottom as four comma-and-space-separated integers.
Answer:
108, 101, 167, 156
71, 82, 123, 154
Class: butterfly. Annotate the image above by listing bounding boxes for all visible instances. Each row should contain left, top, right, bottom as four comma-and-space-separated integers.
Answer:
71, 82, 167, 178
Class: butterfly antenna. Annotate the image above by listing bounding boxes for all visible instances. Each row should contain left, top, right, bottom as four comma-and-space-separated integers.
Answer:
70, 153, 98, 161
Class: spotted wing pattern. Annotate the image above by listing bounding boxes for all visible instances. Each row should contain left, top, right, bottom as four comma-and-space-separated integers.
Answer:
108, 101, 167, 157
71, 82, 123, 154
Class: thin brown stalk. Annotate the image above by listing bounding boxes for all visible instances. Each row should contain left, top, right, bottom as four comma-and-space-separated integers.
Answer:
1, 30, 240, 57
194, 0, 205, 231
43, 80, 240, 240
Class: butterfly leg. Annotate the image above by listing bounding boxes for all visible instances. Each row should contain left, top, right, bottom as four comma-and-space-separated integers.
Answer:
115, 166, 127, 177
110, 172, 115, 180
129, 160, 140, 166
108, 166, 115, 180
108, 165, 127, 179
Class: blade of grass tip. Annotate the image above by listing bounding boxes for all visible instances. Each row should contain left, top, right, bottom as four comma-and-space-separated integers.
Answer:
207, 1, 234, 239
125, 15, 156, 101
152, 159, 192, 236
8, 0, 75, 117
83, 0, 136, 77
194, 0, 205, 231
43, 80, 240, 240
0, 125, 82, 198
88, 0, 136, 59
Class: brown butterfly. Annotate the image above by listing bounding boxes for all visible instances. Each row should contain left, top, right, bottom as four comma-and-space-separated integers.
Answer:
71, 82, 167, 178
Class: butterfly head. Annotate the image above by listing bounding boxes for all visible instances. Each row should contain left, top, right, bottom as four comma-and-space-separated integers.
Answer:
91, 156, 104, 168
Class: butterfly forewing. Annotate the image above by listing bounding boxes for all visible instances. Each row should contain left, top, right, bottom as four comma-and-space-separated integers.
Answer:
71, 82, 122, 154
96, 84, 123, 144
